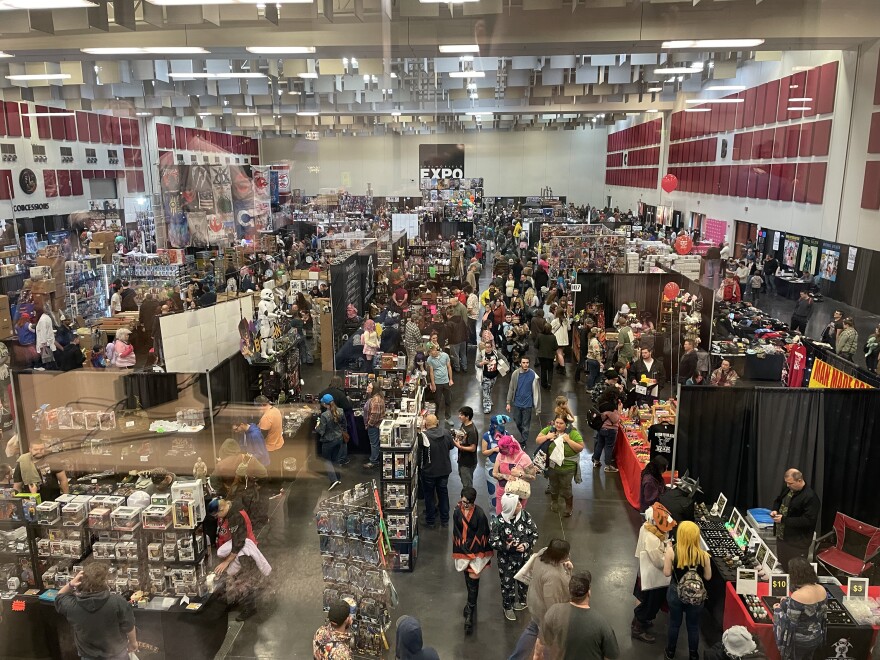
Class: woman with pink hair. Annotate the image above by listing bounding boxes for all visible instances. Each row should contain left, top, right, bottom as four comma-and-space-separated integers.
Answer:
491, 435, 536, 514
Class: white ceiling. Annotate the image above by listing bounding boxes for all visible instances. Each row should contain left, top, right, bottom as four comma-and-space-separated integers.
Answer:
0, 0, 874, 135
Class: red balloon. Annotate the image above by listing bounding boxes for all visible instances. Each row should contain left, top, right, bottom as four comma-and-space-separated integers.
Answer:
663, 282, 681, 300
674, 235, 693, 255
661, 174, 679, 193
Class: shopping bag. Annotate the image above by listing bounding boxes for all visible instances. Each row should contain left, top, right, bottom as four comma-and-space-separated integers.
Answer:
638, 550, 671, 591
514, 547, 545, 585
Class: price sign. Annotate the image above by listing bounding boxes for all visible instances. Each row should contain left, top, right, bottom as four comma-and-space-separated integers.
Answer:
634, 385, 648, 396
771, 574, 789, 597
570, 283, 582, 292
847, 577, 869, 600
736, 568, 758, 596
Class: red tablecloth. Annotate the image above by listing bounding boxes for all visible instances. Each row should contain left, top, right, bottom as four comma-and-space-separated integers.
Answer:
723, 581, 880, 659
615, 426, 643, 509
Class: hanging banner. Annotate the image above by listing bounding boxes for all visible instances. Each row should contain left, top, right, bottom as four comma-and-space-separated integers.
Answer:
847, 246, 857, 271
818, 242, 840, 282
418, 143, 465, 180
252, 165, 272, 232
808, 359, 873, 390
703, 218, 727, 246
782, 234, 801, 268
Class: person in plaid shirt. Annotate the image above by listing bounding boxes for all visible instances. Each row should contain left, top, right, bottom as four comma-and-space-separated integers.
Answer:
362, 385, 386, 469
403, 311, 423, 372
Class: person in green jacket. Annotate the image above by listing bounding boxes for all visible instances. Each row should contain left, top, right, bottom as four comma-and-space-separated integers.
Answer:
836, 317, 858, 362
536, 416, 584, 517
617, 318, 636, 367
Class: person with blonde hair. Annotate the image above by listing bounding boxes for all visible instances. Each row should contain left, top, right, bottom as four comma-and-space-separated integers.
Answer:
553, 396, 574, 424
663, 520, 712, 660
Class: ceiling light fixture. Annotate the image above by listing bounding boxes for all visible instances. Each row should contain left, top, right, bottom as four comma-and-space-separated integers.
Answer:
465, 110, 493, 116
0, 52, 13, 58
6, 73, 71, 81
288, 90, 301, 95
654, 64, 704, 75
391, 111, 401, 117
168, 72, 265, 79
419, 0, 479, 4
237, 111, 258, 116
645, 109, 660, 113
647, 87, 663, 93
787, 107, 811, 112
685, 98, 743, 104
198, 112, 214, 116
297, 111, 319, 116
147, 0, 313, 5
298, 72, 319, 79
23, 111, 74, 117
0, 0, 96, 8
246, 46, 316, 54
685, 108, 711, 113
662, 39, 764, 49
706, 85, 746, 91
81, 47, 210, 55
135, 112, 152, 116
449, 71, 485, 78
788, 97, 813, 102
439, 44, 480, 54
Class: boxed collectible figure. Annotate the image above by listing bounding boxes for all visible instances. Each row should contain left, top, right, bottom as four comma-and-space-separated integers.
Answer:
62, 503, 86, 527
36, 501, 60, 525
172, 499, 195, 529
170, 480, 205, 522
147, 542, 162, 562
87, 507, 111, 530
142, 505, 172, 530
150, 493, 172, 507
111, 506, 143, 531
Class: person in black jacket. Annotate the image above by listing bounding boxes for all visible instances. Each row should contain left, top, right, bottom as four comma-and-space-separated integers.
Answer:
770, 468, 820, 571
629, 347, 666, 400
119, 279, 138, 312
677, 339, 698, 385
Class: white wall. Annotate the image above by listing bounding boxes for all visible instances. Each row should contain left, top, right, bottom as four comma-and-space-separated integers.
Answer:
259, 128, 607, 205
604, 50, 856, 247
837, 42, 880, 251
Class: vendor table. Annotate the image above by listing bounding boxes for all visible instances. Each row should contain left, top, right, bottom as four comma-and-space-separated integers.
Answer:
710, 352, 785, 381
0, 590, 228, 660
774, 276, 810, 300
615, 425, 646, 510
722, 581, 878, 659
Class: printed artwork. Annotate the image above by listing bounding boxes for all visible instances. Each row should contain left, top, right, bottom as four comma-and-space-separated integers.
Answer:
540, 224, 626, 277
819, 243, 840, 282
799, 238, 819, 275
783, 234, 801, 268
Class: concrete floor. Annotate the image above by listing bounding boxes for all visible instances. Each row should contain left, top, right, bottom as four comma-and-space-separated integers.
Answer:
217, 264, 880, 659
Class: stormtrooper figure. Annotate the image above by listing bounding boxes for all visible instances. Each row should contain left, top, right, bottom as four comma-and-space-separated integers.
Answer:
258, 288, 280, 358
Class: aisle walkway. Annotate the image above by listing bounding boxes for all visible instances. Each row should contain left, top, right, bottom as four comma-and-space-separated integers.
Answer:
220, 258, 715, 659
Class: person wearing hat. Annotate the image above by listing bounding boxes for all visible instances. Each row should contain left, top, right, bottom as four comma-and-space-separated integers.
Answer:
632, 502, 676, 643
313, 599, 353, 659
209, 497, 258, 577
703, 626, 765, 659
316, 394, 344, 490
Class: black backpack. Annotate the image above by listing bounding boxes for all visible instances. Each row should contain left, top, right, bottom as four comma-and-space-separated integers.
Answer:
586, 407, 603, 431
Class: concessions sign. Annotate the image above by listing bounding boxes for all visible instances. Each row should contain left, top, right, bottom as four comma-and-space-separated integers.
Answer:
808, 359, 873, 390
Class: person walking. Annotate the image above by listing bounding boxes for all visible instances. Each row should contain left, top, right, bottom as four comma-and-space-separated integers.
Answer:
445, 303, 469, 373
632, 503, 675, 644
772, 558, 828, 660
865, 324, 880, 373
315, 394, 344, 490
492, 435, 535, 515
593, 388, 622, 473
584, 327, 603, 389
490, 492, 539, 621
550, 306, 570, 375
836, 317, 858, 362
403, 311, 423, 372
535, 322, 558, 390
419, 414, 454, 529
452, 486, 493, 635
542, 571, 620, 660
362, 385, 385, 469
476, 331, 504, 414
55, 564, 138, 660
749, 270, 764, 303
535, 415, 585, 517
454, 406, 479, 489
481, 414, 511, 510
506, 356, 541, 448
764, 254, 779, 294
677, 339, 699, 385
663, 520, 712, 660
427, 345, 453, 427
508, 539, 573, 660
790, 290, 813, 334
769, 468, 820, 570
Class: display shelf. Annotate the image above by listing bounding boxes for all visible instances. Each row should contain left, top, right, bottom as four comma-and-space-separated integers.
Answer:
0, 497, 41, 590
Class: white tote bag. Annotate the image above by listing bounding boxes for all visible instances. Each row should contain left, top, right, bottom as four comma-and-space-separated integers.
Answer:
514, 547, 545, 585
638, 550, 671, 591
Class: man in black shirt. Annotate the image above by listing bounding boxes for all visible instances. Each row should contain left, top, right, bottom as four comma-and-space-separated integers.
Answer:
764, 255, 779, 294
454, 406, 479, 489
119, 279, 138, 312
770, 468, 820, 570
13, 442, 69, 502
677, 340, 699, 385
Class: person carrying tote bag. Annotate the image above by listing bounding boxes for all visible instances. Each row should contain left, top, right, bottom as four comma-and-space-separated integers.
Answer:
632, 503, 675, 644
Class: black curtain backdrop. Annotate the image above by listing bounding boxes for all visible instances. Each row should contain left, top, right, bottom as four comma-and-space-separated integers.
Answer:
676, 386, 757, 507
676, 387, 880, 535
754, 390, 825, 510
573, 273, 664, 325
204, 353, 253, 406
820, 390, 880, 531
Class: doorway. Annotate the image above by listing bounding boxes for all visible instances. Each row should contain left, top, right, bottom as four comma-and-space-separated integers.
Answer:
734, 220, 758, 260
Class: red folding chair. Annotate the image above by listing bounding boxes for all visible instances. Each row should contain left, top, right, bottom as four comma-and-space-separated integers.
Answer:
815, 512, 880, 578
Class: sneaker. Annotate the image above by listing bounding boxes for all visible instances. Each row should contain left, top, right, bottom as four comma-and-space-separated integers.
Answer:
631, 629, 656, 643
329, 480, 341, 491
363, 462, 378, 469
513, 601, 527, 611
604, 465, 619, 473
338, 458, 351, 466
503, 608, 516, 621
592, 460, 601, 469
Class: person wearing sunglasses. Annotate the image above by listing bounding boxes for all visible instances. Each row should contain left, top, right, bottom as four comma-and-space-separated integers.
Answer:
452, 487, 493, 635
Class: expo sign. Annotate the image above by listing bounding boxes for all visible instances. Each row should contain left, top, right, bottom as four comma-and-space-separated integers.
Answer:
419, 167, 464, 179
418, 143, 465, 180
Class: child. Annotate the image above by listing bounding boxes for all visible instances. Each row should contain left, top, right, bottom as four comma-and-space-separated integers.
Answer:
749, 270, 764, 303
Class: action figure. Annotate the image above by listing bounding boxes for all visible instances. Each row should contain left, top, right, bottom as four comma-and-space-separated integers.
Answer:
258, 288, 281, 359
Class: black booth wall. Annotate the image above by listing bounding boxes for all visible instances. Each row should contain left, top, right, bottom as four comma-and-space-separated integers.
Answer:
573, 273, 665, 329
675, 387, 880, 533
419, 220, 473, 239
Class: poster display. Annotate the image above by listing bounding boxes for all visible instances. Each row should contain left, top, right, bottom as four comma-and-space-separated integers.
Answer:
847, 246, 857, 271
799, 237, 819, 275
702, 218, 728, 246
818, 242, 840, 282
540, 224, 626, 278
782, 234, 801, 268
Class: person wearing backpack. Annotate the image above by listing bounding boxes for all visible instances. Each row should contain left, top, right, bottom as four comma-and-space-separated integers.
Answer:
663, 520, 712, 660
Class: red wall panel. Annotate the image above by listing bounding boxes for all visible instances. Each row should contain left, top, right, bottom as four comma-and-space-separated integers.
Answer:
741, 132, 753, 161
812, 119, 832, 157
125, 170, 137, 193
754, 167, 770, 200
799, 122, 815, 157
736, 165, 750, 197
50, 113, 66, 140
764, 80, 779, 125
0, 171, 13, 200
0, 103, 6, 137
817, 61, 838, 115
754, 84, 767, 126
130, 119, 140, 146
777, 76, 792, 123
719, 166, 732, 196
867, 113, 880, 154
20, 103, 31, 138
785, 126, 801, 158
778, 164, 796, 202
807, 162, 827, 204
70, 170, 83, 196
862, 161, 880, 210
35, 105, 51, 139
769, 164, 783, 200
64, 114, 76, 141
57, 170, 71, 197
803, 68, 820, 118
743, 87, 757, 128
87, 113, 100, 143
43, 170, 57, 197
875, 50, 880, 106
4, 102, 21, 137
733, 133, 742, 161
99, 114, 113, 144
793, 163, 810, 203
